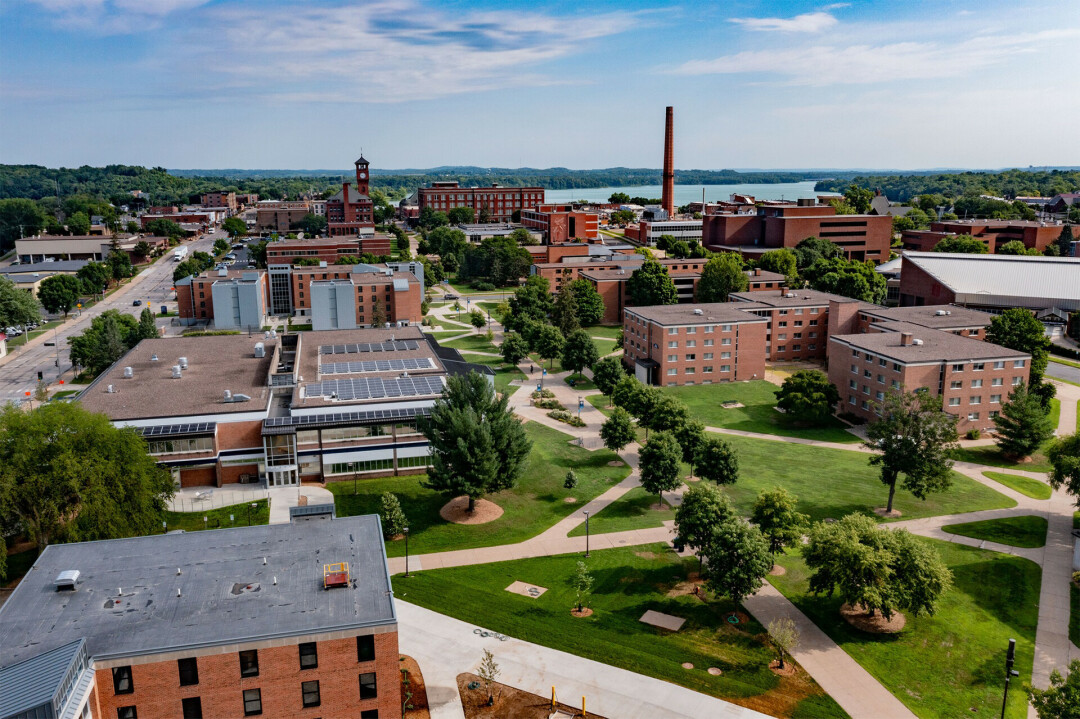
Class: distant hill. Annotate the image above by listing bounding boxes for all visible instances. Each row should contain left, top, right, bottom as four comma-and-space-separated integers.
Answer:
815, 169, 1080, 202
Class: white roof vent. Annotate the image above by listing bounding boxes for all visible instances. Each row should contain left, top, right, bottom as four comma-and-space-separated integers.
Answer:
122, 366, 133, 378
54, 570, 79, 591
693, 308, 704, 315
270, 330, 277, 338
784, 292, 797, 298
232, 393, 251, 402
178, 357, 188, 369
106, 384, 115, 393
223, 389, 233, 402
254, 342, 265, 358
912, 338, 924, 346
264, 331, 271, 340
150, 353, 159, 362
172, 365, 182, 378
935, 310, 947, 316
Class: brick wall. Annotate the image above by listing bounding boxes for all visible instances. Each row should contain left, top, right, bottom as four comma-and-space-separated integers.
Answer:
898, 261, 958, 307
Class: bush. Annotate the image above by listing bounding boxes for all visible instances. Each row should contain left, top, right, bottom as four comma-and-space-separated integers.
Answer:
534, 398, 564, 410
548, 409, 585, 427
1050, 344, 1080, 361
531, 389, 555, 399
471, 281, 496, 292
1073, 571, 1080, 584
966, 428, 981, 440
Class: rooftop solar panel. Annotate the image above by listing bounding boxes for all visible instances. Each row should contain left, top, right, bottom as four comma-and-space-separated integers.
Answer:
320, 358, 434, 375
318, 341, 419, 355
262, 406, 432, 432
140, 422, 217, 437
304, 375, 445, 401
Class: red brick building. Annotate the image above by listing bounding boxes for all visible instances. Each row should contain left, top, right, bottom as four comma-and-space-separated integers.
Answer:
176, 268, 270, 325
418, 181, 544, 223
327, 157, 376, 236
0, 515, 402, 719
256, 202, 313, 234
729, 289, 846, 362
580, 258, 708, 324
267, 238, 363, 264
901, 219, 1079, 254
828, 321, 1031, 433
291, 264, 423, 327
201, 191, 238, 212
520, 204, 598, 243
703, 201, 892, 263
623, 303, 767, 386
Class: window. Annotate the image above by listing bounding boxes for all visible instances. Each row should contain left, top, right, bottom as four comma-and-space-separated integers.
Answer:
703, 366, 713, 373
685, 367, 695, 375
243, 688, 262, 716
793, 344, 801, 351
968, 412, 980, 421
721, 338, 731, 346
863, 385, 870, 395
851, 364, 858, 374
686, 340, 696, 348
720, 352, 731, 359
721, 324, 732, 332
686, 327, 696, 334
720, 365, 731, 372
668, 341, 678, 348
849, 380, 858, 389
704, 339, 714, 346
302, 680, 321, 708
359, 673, 378, 700
705, 325, 714, 333
971, 379, 983, 388
893, 362, 901, 371
875, 391, 884, 400
991, 394, 1002, 403
992, 378, 1003, 386
810, 319, 818, 326
178, 657, 199, 686
879, 358, 887, 366
703, 352, 713, 360
973, 362, 984, 371
1014, 360, 1025, 368
864, 370, 872, 378
1013, 377, 1023, 386
113, 666, 133, 695
357, 635, 376, 662
877, 374, 884, 384
970, 396, 981, 405
668, 327, 677, 335
795, 308, 803, 315
810, 332, 817, 338
949, 398, 961, 406
667, 354, 676, 362
989, 410, 1000, 419
852, 349, 860, 357
994, 361, 1005, 369
667, 368, 677, 375
299, 642, 318, 670
849, 395, 857, 405
891, 380, 900, 389
361, 711, 380, 719
239, 650, 259, 678
118, 708, 137, 719
952, 363, 964, 372
777, 334, 787, 341
182, 697, 202, 719
950, 381, 962, 389
778, 321, 788, 328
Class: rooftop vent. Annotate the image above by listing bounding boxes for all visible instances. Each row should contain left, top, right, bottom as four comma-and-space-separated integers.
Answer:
912, 338, 924, 346
122, 366, 133, 378
900, 332, 913, 346
150, 354, 159, 362
178, 357, 189, 369
935, 310, 947, 316
784, 292, 797, 298
254, 342, 265, 358
55, 570, 79, 592
217, 268, 228, 277
270, 330, 277, 339
264, 331, 271, 340
172, 365, 182, 379
693, 309, 704, 315
106, 384, 115, 393
223, 389, 232, 402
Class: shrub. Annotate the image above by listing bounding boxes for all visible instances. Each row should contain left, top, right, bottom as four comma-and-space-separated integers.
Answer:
471, 281, 496, 292
531, 389, 555, 399
966, 428, 981, 440
534, 398, 564, 410
548, 409, 585, 427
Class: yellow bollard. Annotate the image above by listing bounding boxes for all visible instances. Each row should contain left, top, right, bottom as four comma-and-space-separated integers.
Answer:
582, 696, 587, 718
551, 686, 555, 709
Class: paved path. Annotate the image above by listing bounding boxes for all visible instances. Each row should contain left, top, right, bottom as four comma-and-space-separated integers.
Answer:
267, 485, 334, 524
396, 601, 771, 719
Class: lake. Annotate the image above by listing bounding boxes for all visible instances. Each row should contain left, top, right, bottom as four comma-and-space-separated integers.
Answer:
544, 181, 834, 205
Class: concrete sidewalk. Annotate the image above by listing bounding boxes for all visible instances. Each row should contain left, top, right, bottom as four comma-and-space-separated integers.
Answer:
395, 600, 772, 719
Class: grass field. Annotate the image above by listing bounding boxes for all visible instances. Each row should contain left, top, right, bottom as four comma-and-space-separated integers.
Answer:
530, 353, 564, 374
574, 434, 1015, 536
981, 471, 1052, 500
941, 515, 1047, 548
163, 499, 269, 531
564, 373, 596, 391
397, 545, 846, 719
583, 325, 624, 340
770, 540, 1040, 719
331, 423, 630, 557
458, 352, 526, 396
442, 334, 499, 354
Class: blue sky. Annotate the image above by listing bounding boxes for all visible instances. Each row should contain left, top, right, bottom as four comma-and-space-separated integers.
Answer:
2, 0, 1078, 170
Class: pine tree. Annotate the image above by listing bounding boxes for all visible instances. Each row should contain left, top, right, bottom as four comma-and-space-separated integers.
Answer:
994, 382, 1054, 459
136, 307, 159, 341
379, 492, 407, 539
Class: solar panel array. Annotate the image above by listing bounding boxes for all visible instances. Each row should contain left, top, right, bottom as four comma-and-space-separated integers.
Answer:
320, 357, 434, 375
318, 341, 419, 355
263, 406, 431, 428
140, 422, 216, 437
305, 375, 445, 401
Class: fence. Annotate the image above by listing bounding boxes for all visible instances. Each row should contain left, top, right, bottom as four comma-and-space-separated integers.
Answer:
168, 487, 269, 513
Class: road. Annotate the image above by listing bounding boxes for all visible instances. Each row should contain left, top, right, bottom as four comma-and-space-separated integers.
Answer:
0, 230, 223, 404
1047, 359, 1080, 385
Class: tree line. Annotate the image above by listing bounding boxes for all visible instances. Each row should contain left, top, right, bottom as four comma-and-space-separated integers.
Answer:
815, 169, 1080, 203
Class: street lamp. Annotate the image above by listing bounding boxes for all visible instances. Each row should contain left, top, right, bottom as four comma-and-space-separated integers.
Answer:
583, 510, 591, 558
162, 520, 167, 534
248, 502, 256, 526
403, 527, 411, 577
1001, 638, 1019, 719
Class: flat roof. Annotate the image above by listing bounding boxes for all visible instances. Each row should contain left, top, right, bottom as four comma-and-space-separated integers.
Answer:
861, 304, 994, 329
78, 335, 276, 422
745, 269, 786, 282
0, 516, 394, 668
730, 288, 851, 308
830, 321, 1029, 364
625, 303, 767, 326
901, 251, 1080, 309
0, 260, 88, 274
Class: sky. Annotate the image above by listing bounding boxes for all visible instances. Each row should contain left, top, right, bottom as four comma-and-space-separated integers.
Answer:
2, 0, 1079, 171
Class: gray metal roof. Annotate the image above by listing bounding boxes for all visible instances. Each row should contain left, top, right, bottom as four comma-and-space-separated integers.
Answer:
0, 260, 89, 275
902, 251, 1080, 310
0, 639, 85, 717
0, 515, 395, 669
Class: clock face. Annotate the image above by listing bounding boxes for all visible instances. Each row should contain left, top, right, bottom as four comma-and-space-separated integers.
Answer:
358, 172, 367, 179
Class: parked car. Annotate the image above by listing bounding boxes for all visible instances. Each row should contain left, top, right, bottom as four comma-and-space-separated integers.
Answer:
133, 299, 143, 307
444, 293, 459, 300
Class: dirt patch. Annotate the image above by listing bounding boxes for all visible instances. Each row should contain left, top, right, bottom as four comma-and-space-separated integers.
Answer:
607, 460, 625, 467
440, 496, 504, 525
570, 607, 593, 618
666, 579, 706, 599
681, 662, 694, 670
707, 667, 723, 676
563, 497, 578, 504
685, 474, 701, 482
769, 660, 797, 677
649, 502, 673, 512
457, 672, 607, 719
768, 564, 787, 576
874, 507, 903, 518
840, 603, 907, 633
400, 655, 431, 719
634, 551, 662, 560
724, 611, 751, 628
388, 533, 405, 542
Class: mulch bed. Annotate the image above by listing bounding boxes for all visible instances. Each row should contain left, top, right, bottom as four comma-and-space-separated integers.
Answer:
570, 607, 593, 618
840, 603, 906, 633
457, 672, 607, 719
769, 660, 797, 677
440, 496, 504, 525
400, 655, 431, 719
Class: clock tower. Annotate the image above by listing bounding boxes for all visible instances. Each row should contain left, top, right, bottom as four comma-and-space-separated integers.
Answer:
354, 155, 370, 195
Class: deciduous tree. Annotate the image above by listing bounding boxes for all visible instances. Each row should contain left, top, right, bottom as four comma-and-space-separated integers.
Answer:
701, 517, 772, 605
674, 419, 706, 477
37, 274, 82, 317
673, 481, 733, 562
561, 329, 599, 376
774, 370, 840, 425
68, 309, 138, 376
532, 324, 565, 369
1028, 659, 1080, 719
933, 235, 988, 254
626, 259, 677, 306
591, 356, 625, 404
757, 249, 799, 285
76, 261, 110, 294
222, 217, 248, 237
752, 488, 809, 557
1048, 433, 1080, 505
767, 618, 800, 670
573, 561, 593, 613
695, 436, 739, 486
567, 278, 604, 326
0, 198, 46, 252
499, 333, 529, 366
639, 431, 683, 507
0, 276, 42, 329
600, 407, 636, 455
986, 307, 1052, 394
696, 253, 748, 302
551, 284, 581, 335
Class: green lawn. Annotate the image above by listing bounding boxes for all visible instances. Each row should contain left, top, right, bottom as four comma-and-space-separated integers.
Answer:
577, 434, 1015, 536
982, 471, 1052, 500
397, 545, 846, 719
530, 353, 564, 374
442, 334, 499, 354
941, 515, 1047, 548
769, 540, 1040, 719
658, 381, 860, 444
331, 423, 630, 557
584, 325, 624, 340
428, 316, 472, 330
1051, 357, 1080, 370
564, 373, 596, 391
163, 499, 269, 531
458, 352, 526, 396
568, 486, 674, 537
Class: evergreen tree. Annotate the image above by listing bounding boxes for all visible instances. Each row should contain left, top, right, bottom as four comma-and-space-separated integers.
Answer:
135, 307, 159, 341
993, 382, 1054, 459
551, 284, 581, 335
563, 470, 577, 490
1056, 222, 1075, 257
379, 492, 407, 539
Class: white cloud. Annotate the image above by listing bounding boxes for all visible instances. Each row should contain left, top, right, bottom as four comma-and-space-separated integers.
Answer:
729, 11, 838, 33
670, 28, 1080, 84
26, 0, 213, 32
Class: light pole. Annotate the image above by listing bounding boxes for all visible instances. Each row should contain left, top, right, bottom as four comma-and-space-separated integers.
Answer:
1001, 638, 1019, 719
248, 502, 256, 526
403, 527, 411, 577
583, 510, 590, 558
162, 520, 167, 534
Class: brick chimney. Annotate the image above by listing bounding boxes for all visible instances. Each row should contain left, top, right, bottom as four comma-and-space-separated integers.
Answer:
662, 106, 674, 217
900, 332, 913, 346
754, 268, 762, 276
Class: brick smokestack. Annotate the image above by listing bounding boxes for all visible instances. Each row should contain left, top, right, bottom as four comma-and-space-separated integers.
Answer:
662, 106, 674, 217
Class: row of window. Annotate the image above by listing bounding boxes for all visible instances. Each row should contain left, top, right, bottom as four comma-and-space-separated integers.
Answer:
665, 324, 734, 335
147, 436, 214, 456
666, 352, 731, 361
666, 338, 731, 348
948, 395, 1004, 406
116, 682, 379, 719
328, 456, 431, 475
951, 360, 1025, 371
666, 365, 731, 375
772, 343, 815, 353
296, 423, 420, 444
774, 332, 817, 340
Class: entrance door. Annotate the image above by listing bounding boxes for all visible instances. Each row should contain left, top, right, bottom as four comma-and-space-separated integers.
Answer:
267, 468, 297, 487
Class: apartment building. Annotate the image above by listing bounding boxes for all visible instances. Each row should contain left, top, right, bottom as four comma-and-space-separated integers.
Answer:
519, 204, 599, 243
828, 321, 1031, 433
828, 302, 994, 340
76, 327, 489, 488
581, 258, 708, 324
623, 303, 767, 386
729, 288, 845, 362
291, 264, 423, 329
255, 202, 313, 234
201, 190, 238, 213
176, 268, 270, 327
901, 219, 1078, 253
0, 515, 400, 719
703, 201, 892, 263
418, 181, 544, 223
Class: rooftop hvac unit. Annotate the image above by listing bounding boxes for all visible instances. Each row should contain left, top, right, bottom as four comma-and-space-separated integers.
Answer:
912, 339, 924, 345
254, 342, 265, 358
54, 570, 79, 592
150, 354, 159, 362
172, 365, 182, 378
178, 357, 189, 369
122, 366, 133, 378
